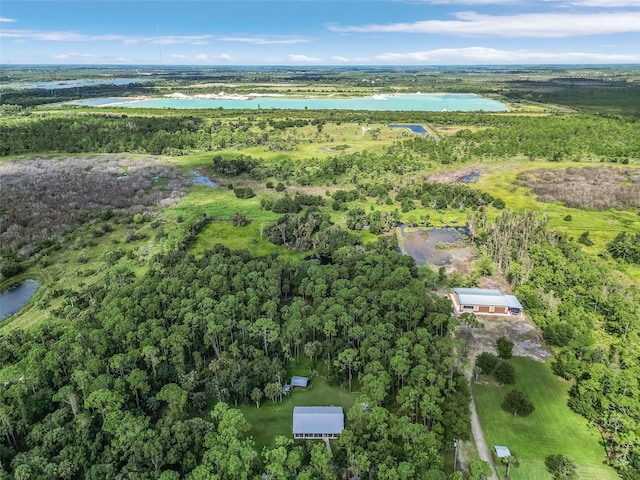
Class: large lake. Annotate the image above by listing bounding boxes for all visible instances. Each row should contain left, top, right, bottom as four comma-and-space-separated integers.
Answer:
73, 93, 507, 111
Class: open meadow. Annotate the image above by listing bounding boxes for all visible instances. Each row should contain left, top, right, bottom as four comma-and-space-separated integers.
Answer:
473, 357, 619, 480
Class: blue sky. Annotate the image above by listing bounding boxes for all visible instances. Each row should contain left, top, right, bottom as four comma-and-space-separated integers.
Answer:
1, 0, 639, 65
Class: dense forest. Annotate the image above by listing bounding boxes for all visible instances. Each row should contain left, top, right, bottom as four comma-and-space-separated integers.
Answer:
2, 111, 639, 163
0, 240, 470, 479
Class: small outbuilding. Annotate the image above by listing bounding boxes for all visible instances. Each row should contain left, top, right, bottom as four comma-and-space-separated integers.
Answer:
494, 445, 512, 458
451, 288, 523, 315
291, 376, 309, 388
293, 406, 344, 439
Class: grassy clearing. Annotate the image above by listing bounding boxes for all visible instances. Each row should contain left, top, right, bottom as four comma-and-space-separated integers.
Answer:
473, 357, 618, 480
0, 218, 163, 331
189, 221, 296, 258
240, 375, 359, 452
474, 161, 640, 249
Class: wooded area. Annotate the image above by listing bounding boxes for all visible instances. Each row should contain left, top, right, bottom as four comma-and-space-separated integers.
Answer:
0, 242, 470, 479
1, 66, 640, 480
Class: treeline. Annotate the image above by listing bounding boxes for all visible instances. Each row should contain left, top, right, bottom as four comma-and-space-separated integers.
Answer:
474, 210, 640, 479
400, 114, 640, 162
3, 110, 638, 163
0, 115, 207, 156
395, 181, 499, 212
0, 83, 154, 107
503, 80, 640, 117
0, 240, 470, 479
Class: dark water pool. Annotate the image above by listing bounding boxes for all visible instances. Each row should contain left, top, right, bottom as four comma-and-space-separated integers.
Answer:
399, 227, 472, 266
389, 124, 429, 134
0, 280, 40, 321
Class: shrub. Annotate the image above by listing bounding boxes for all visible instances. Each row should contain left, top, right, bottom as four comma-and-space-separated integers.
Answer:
492, 198, 506, 209
233, 187, 256, 199
275, 182, 285, 192
578, 231, 594, 246
494, 361, 515, 384
0, 259, 23, 278
497, 337, 514, 359
272, 195, 301, 214
476, 352, 499, 375
230, 212, 249, 227
545, 454, 578, 480
502, 389, 534, 416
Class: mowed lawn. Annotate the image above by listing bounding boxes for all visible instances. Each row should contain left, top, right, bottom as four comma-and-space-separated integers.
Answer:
473, 357, 619, 480
240, 376, 360, 452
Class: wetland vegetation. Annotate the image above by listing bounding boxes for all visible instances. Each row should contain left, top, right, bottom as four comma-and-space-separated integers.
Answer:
1, 65, 639, 480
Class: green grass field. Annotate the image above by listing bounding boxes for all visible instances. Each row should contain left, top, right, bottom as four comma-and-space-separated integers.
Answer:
475, 161, 640, 247
240, 375, 360, 452
473, 357, 619, 480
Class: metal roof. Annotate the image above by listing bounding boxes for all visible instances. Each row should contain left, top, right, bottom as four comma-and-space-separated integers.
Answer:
293, 406, 344, 435
505, 295, 523, 310
494, 446, 511, 458
291, 376, 309, 387
453, 288, 522, 309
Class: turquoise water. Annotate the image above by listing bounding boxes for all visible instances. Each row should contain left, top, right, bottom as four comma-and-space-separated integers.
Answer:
73, 93, 507, 111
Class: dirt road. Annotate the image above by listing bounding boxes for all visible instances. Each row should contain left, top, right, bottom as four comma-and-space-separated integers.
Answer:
469, 394, 500, 480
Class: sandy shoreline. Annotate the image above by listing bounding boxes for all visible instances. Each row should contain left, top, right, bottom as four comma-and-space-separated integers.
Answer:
163, 91, 286, 101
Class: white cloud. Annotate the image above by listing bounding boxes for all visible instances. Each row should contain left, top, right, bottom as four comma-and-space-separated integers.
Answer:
331, 56, 349, 62
374, 46, 640, 63
217, 36, 309, 45
569, 0, 640, 6
400, 0, 640, 5
400, 0, 520, 4
154, 35, 212, 45
52, 52, 132, 63
288, 54, 322, 63
0, 29, 213, 45
330, 11, 640, 37
0, 17, 16, 22
217, 53, 233, 61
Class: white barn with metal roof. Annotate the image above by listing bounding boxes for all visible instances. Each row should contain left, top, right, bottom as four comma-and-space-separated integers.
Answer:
451, 288, 523, 315
293, 406, 344, 439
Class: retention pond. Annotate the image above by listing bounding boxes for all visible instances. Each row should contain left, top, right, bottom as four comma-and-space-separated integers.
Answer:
398, 227, 474, 266
0, 279, 40, 322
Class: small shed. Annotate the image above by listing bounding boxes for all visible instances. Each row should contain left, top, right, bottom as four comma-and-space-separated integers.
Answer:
494, 445, 511, 458
451, 288, 523, 315
291, 376, 309, 388
293, 406, 344, 439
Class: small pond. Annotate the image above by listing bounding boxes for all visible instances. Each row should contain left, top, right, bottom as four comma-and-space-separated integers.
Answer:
191, 171, 219, 187
399, 227, 473, 266
0, 280, 40, 321
389, 124, 429, 134
460, 172, 480, 183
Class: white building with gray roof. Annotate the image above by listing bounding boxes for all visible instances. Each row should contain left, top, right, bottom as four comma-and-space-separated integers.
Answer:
451, 288, 523, 315
293, 406, 344, 439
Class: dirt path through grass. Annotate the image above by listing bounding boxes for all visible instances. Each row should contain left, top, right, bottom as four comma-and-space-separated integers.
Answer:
469, 395, 500, 480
